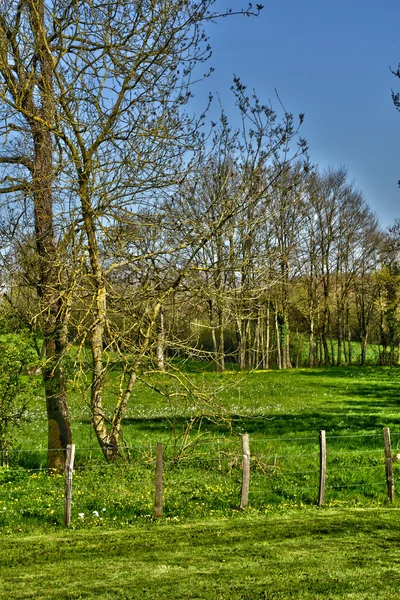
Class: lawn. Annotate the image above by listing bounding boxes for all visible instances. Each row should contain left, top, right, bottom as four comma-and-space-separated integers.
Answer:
1, 509, 400, 599
14, 364, 400, 450
2, 365, 400, 598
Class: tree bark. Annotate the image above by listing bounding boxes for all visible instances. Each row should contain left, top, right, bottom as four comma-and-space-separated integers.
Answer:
29, 0, 71, 469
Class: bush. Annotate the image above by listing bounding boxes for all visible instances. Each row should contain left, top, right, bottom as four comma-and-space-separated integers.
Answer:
0, 335, 41, 466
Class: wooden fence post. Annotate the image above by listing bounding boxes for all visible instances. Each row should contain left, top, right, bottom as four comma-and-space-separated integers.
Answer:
318, 430, 326, 507
64, 444, 75, 527
384, 427, 395, 503
154, 443, 163, 519
240, 433, 250, 509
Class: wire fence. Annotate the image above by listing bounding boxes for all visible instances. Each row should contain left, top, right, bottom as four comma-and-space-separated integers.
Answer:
0, 428, 399, 527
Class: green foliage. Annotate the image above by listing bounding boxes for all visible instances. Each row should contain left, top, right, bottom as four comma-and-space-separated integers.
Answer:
0, 334, 41, 466
277, 311, 288, 345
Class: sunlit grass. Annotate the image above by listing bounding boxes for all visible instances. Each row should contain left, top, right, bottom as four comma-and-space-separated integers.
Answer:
0, 365, 398, 535
2, 364, 400, 597
1, 509, 400, 599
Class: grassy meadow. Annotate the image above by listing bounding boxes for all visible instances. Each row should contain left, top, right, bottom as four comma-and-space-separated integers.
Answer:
1, 363, 400, 598
1, 509, 400, 599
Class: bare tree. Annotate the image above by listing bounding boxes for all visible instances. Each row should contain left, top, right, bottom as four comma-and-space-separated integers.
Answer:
0, 0, 73, 468
168, 94, 307, 373
0, 0, 267, 463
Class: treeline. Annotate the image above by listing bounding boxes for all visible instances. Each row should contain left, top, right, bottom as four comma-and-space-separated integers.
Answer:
132, 165, 399, 371
4, 139, 399, 377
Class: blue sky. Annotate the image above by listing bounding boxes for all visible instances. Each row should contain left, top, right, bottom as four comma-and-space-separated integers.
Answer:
193, 1, 400, 228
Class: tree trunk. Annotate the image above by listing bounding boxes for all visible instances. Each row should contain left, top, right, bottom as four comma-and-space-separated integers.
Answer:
216, 306, 225, 373
156, 308, 165, 370
209, 300, 225, 373
275, 307, 282, 370
264, 303, 270, 369
29, 0, 71, 469
79, 175, 119, 461
245, 317, 253, 370
360, 333, 368, 366
237, 316, 246, 370
309, 311, 315, 368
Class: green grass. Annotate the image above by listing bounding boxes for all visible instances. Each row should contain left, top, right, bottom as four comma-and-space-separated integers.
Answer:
2, 365, 400, 597
1, 509, 400, 599
18, 364, 400, 449
1, 365, 400, 532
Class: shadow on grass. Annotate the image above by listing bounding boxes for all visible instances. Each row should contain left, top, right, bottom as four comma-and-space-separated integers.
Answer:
77, 364, 400, 440
297, 366, 400, 378
113, 405, 400, 439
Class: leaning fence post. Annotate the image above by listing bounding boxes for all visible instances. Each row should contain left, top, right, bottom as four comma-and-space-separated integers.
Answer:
318, 430, 326, 507
154, 443, 163, 519
64, 444, 75, 527
384, 427, 395, 503
240, 433, 250, 509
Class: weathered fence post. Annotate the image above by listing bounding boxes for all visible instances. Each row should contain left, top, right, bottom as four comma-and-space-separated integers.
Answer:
384, 427, 395, 503
318, 430, 326, 507
240, 433, 250, 509
154, 443, 163, 518
64, 444, 75, 527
